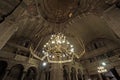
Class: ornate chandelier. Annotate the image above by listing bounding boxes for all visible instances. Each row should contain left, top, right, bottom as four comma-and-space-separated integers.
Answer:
30, 33, 85, 63
42, 33, 74, 63
97, 66, 107, 73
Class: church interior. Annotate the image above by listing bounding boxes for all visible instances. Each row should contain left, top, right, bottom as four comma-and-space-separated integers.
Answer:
0, 0, 120, 80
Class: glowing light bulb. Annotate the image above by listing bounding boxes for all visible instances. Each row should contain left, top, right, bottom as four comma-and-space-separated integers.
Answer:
71, 48, 74, 52
63, 54, 65, 57
46, 43, 49, 45
52, 56, 55, 58
57, 40, 61, 44
102, 62, 106, 66
67, 41, 70, 44
62, 40, 65, 43
51, 35, 54, 37
42, 50, 45, 53
44, 45, 46, 47
52, 41, 55, 44
70, 45, 73, 47
42, 62, 47, 66
49, 55, 52, 58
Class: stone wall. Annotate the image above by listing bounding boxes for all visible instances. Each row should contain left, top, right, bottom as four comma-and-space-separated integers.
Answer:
102, 5, 120, 38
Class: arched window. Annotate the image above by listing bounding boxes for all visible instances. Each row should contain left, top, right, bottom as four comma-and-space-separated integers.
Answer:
5, 64, 24, 80
23, 67, 37, 80
0, 61, 8, 80
86, 38, 109, 51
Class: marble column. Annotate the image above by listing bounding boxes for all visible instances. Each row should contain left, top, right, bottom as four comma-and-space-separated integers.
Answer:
0, 22, 18, 50
51, 64, 63, 80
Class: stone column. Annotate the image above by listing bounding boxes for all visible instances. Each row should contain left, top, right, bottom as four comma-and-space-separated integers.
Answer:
2, 70, 9, 80
0, 21, 18, 50
94, 57, 103, 80
51, 64, 63, 80
21, 71, 27, 80
98, 73, 103, 80
35, 70, 39, 80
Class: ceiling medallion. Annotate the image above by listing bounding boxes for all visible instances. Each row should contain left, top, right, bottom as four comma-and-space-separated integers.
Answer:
39, 0, 80, 23
30, 33, 85, 63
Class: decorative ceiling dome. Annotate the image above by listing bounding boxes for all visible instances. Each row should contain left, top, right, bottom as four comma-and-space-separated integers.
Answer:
39, 0, 80, 23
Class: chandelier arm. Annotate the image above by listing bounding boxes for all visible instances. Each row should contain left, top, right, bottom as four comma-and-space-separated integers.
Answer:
47, 59, 73, 63
73, 52, 79, 58
41, 55, 47, 60
76, 37, 85, 50
74, 49, 85, 58
47, 51, 74, 63
50, 60, 72, 63
30, 47, 42, 60
79, 49, 85, 57
65, 49, 72, 55
48, 46, 56, 52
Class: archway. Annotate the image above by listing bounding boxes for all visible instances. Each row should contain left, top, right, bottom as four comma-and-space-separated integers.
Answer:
0, 61, 8, 79
23, 67, 37, 80
5, 64, 24, 80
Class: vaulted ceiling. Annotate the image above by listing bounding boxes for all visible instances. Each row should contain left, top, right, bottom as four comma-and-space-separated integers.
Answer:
0, 0, 119, 57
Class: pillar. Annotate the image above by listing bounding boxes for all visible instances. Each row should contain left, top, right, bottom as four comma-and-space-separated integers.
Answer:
2, 70, 9, 80
94, 57, 103, 80
110, 67, 120, 80
0, 21, 18, 50
98, 73, 103, 80
21, 71, 27, 80
51, 64, 63, 80
100, 73, 106, 80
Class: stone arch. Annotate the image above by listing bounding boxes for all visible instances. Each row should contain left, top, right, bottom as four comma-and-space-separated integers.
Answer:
23, 67, 37, 80
0, 60, 8, 79
5, 64, 24, 80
